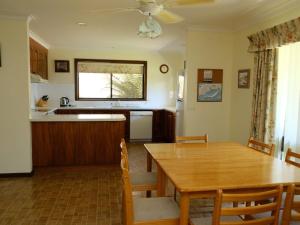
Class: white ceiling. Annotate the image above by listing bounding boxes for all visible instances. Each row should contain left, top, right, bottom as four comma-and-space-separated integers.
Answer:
0, 0, 299, 51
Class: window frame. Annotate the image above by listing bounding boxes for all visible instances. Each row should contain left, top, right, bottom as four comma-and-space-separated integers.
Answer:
75, 58, 147, 101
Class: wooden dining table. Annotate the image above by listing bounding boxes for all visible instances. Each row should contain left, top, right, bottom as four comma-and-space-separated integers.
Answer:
144, 142, 300, 225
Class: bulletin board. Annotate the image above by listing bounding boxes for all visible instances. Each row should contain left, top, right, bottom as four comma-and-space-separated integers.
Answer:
197, 69, 223, 102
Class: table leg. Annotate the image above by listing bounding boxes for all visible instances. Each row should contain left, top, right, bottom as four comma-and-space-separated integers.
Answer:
157, 165, 166, 197
147, 152, 152, 172
146, 152, 153, 197
180, 193, 190, 225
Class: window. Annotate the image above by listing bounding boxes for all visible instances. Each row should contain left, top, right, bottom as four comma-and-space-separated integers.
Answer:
75, 59, 147, 100
177, 73, 185, 101
275, 42, 300, 157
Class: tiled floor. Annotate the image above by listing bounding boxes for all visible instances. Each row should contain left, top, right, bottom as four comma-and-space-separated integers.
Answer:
0, 143, 212, 225
0, 166, 122, 225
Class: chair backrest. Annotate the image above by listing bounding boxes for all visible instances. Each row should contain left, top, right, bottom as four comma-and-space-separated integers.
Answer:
176, 134, 208, 143
285, 148, 300, 168
120, 138, 128, 154
282, 184, 300, 225
212, 185, 283, 225
121, 156, 134, 225
247, 137, 275, 156
120, 138, 129, 169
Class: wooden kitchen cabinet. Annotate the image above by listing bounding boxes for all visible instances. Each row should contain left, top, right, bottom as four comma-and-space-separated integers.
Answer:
30, 38, 48, 80
32, 121, 125, 166
54, 108, 175, 143
152, 110, 165, 142
152, 109, 176, 143
164, 110, 176, 143
54, 109, 130, 140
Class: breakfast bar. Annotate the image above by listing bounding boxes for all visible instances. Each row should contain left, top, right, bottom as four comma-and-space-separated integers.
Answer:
30, 113, 126, 166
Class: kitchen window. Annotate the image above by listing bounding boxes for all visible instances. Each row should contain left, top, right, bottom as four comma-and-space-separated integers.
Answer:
75, 59, 147, 100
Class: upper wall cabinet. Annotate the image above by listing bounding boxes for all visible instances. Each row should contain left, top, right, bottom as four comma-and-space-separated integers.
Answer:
29, 38, 48, 80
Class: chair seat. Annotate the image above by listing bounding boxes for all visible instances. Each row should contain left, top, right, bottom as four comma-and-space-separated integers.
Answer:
254, 210, 299, 225
281, 192, 300, 208
130, 171, 157, 186
191, 216, 242, 225
133, 197, 179, 222
283, 210, 300, 225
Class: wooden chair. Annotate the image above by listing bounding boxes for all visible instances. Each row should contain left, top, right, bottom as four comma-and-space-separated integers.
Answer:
281, 184, 300, 225
176, 134, 208, 143
282, 148, 300, 210
247, 137, 275, 156
285, 148, 300, 168
121, 156, 180, 225
191, 185, 283, 225
174, 134, 208, 201
253, 149, 300, 213
120, 139, 157, 193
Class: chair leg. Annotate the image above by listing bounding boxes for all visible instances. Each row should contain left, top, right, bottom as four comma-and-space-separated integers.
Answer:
244, 202, 253, 220
174, 188, 177, 201
146, 190, 151, 198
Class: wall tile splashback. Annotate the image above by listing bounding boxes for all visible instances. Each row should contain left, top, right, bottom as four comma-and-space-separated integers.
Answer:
31, 83, 173, 109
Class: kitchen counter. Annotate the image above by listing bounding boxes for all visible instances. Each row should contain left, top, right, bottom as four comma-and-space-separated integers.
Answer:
31, 112, 126, 166
32, 106, 177, 113
30, 111, 126, 122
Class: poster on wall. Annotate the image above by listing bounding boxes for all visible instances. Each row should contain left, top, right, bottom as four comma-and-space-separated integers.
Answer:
197, 69, 223, 102
198, 83, 222, 102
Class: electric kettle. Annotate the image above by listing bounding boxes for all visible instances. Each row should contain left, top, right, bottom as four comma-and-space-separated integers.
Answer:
60, 97, 70, 107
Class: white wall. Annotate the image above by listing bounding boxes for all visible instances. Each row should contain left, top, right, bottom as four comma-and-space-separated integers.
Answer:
32, 48, 183, 109
0, 17, 32, 173
231, 7, 300, 144
184, 30, 234, 141
183, 9, 300, 144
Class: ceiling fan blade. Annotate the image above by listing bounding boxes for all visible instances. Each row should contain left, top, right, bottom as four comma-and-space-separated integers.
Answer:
171, 0, 214, 6
154, 9, 184, 24
137, 0, 157, 4
90, 7, 138, 14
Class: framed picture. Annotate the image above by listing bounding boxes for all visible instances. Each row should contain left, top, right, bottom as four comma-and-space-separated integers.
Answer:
55, 60, 69, 73
238, 69, 250, 88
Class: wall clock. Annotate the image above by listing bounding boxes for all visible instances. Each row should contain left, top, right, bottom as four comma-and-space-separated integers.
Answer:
160, 64, 169, 74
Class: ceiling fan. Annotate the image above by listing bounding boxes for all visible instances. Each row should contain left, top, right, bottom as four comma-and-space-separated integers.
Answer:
92, 0, 214, 38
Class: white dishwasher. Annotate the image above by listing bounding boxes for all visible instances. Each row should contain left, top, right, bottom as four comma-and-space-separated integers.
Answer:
130, 111, 153, 141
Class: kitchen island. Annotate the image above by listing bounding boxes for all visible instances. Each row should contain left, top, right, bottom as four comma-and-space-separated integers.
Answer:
31, 112, 126, 166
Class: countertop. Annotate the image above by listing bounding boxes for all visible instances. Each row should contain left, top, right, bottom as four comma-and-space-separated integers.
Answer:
55, 106, 176, 112
34, 106, 177, 113
30, 106, 176, 122
30, 112, 126, 122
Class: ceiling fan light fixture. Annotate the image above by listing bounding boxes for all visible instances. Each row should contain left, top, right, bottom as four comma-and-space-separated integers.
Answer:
137, 16, 162, 39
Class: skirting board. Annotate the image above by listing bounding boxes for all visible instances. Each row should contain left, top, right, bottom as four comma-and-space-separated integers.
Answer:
0, 170, 34, 178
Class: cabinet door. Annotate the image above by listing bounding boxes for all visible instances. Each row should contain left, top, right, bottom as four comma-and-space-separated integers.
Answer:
32, 123, 53, 166
29, 38, 48, 79
30, 47, 38, 74
37, 51, 43, 77
40, 51, 48, 80
50, 123, 77, 166
152, 110, 165, 142
164, 111, 176, 143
